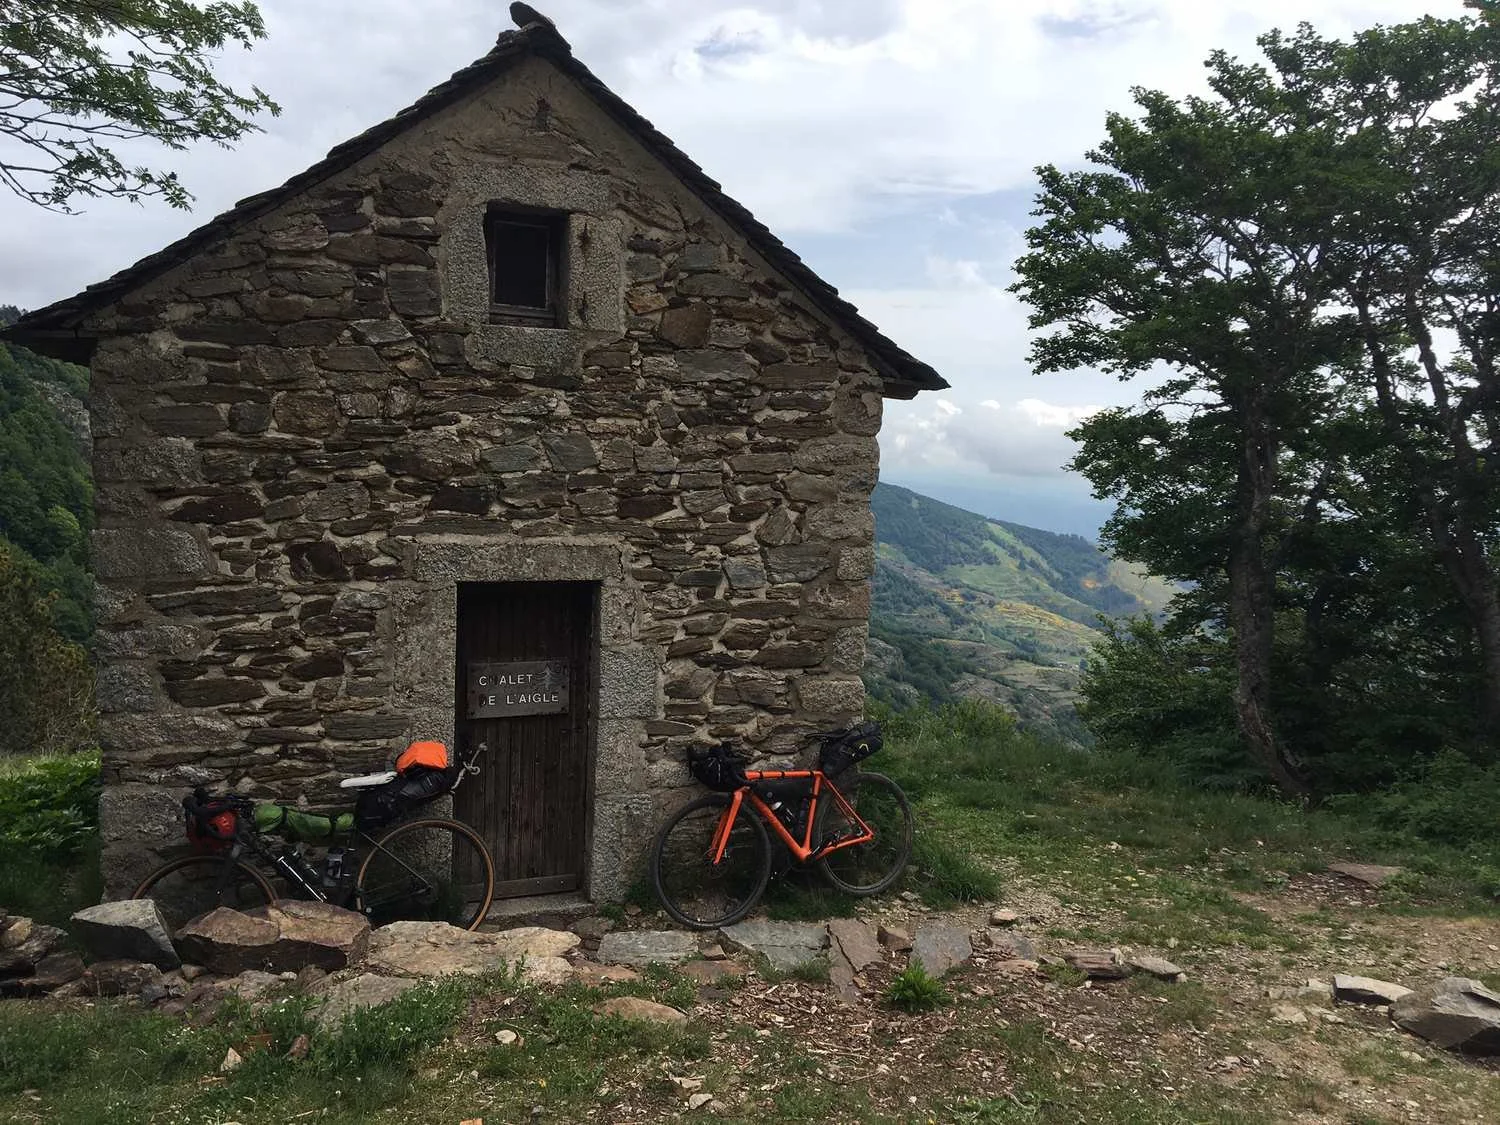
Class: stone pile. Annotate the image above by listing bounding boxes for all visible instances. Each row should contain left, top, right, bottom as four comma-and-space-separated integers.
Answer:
0, 912, 83, 998
1269, 968, 1500, 1056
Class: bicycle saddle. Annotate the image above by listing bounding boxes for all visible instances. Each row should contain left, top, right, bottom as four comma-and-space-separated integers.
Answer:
339, 770, 398, 790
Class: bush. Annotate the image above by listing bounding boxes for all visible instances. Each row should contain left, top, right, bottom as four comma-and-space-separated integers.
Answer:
1328, 750, 1500, 855
885, 962, 947, 1012
0, 543, 94, 757
0, 750, 100, 861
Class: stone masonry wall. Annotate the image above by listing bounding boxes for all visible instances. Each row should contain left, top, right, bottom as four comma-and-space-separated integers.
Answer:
86, 56, 883, 897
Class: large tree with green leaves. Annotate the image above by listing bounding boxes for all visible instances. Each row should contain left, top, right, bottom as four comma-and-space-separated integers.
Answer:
1011, 46, 1362, 796
0, 1, 278, 210
1016, 12, 1500, 793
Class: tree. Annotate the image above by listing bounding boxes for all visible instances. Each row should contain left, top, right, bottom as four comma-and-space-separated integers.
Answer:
0, 1, 278, 210
0, 543, 93, 757
1011, 52, 1360, 796
1016, 13, 1500, 792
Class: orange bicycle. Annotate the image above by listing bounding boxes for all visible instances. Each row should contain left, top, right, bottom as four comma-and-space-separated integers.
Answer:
648, 723, 913, 929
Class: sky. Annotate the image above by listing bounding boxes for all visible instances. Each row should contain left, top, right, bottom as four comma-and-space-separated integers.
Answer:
0, 0, 1459, 537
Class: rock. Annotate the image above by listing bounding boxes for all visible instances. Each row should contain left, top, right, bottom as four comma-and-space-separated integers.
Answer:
699, 943, 727, 961
721, 920, 829, 972
1128, 955, 1185, 982
878, 924, 913, 953
70, 900, 181, 970
687, 1092, 715, 1111
287, 1034, 311, 1059
1328, 863, 1404, 887
571, 915, 615, 943
250, 900, 370, 971
220, 1048, 243, 1073
1301, 979, 1335, 1002
1271, 1003, 1309, 1026
596, 929, 697, 967
180, 964, 207, 981
315, 973, 421, 1030
680, 960, 741, 985
989, 909, 1020, 927
1064, 949, 1132, 980
988, 930, 1038, 961
911, 924, 973, 978
0, 920, 65, 976
572, 962, 641, 986
0, 952, 86, 997
366, 921, 579, 983
223, 969, 284, 1000
828, 919, 882, 972
1333, 974, 1412, 1005
175, 908, 280, 975
1392, 978, 1500, 1054
78, 959, 166, 998
592, 996, 687, 1026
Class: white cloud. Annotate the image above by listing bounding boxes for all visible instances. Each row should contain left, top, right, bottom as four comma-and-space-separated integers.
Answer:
881, 392, 1102, 479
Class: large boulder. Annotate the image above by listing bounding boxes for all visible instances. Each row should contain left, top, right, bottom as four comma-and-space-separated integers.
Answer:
1392, 977, 1500, 1054
0, 951, 85, 997
175, 908, 279, 975
70, 900, 180, 969
365, 921, 578, 984
251, 901, 369, 972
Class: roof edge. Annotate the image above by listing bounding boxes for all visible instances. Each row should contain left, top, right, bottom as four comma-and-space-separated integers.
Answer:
2, 14, 947, 395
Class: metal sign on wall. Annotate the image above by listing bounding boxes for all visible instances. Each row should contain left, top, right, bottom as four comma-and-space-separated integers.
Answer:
467, 660, 570, 719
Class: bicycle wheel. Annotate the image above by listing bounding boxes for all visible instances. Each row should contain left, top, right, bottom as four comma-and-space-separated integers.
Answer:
650, 794, 772, 930
132, 855, 277, 933
813, 772, 913, 896
355, 817, 495, 931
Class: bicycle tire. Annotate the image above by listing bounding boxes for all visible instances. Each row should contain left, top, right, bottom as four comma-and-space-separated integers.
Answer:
131, 854, 278, 933
813, 772, 913, 896
650, 793, 772, 930
355, 817, 495, 931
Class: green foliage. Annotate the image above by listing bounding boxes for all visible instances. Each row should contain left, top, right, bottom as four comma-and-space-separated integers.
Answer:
1080, 617, 1251, 790
0, 750, 100, 860
310, 979, 469, 1074
0, 544, 94, 756
0, 2, 280, 210
885, 961, 948, 1012
1013, 11, 1500, 791
1328, 751, 1500, 854
0, 339, 94, 643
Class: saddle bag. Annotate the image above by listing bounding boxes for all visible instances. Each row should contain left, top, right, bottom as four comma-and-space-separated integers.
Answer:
183, 789, 239, 854
354, 753, 457, 830
687, 742, 750, 792
817, 721, 883, 777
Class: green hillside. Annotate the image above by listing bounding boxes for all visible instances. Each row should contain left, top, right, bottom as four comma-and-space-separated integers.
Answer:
868, 482, 1175, 744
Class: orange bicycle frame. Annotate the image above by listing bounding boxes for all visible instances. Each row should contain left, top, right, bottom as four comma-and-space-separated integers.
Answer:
708, 769, 874, 865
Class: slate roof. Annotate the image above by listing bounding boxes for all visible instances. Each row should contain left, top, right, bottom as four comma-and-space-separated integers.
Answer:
2, 12, 945, 396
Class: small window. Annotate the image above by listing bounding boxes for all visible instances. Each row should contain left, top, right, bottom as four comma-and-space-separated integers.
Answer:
485, 208, 565, 326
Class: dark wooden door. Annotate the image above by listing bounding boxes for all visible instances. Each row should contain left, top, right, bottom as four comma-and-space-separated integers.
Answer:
454, 581, 596, 898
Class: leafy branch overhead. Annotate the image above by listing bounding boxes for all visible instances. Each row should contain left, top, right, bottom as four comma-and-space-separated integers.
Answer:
0, 1, 280, 210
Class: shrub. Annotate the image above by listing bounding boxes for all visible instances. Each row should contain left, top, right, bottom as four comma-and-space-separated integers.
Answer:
0, 750, 100, 861
885, 961, 947, 1013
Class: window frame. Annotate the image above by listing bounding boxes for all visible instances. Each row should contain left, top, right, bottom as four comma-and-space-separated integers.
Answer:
484, 206, 567, 327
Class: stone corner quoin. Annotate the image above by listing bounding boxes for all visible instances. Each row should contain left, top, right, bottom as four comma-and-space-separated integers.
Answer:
36, 30, 938, 900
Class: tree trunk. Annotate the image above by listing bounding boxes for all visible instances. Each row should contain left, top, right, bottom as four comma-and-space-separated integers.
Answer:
1228, 395, 1310, 798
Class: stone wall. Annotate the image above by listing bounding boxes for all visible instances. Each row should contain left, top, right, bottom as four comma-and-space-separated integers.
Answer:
85, 55, 882, 897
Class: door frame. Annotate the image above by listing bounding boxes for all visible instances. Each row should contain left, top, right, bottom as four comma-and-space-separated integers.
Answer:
392, 541, 659, 902
453, 579, 600, 898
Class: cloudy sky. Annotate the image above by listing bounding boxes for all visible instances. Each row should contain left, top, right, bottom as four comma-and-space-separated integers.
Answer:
0, 0, 1458, 536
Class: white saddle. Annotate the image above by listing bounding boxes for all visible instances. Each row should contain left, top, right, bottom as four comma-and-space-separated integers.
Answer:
339, 770, 397, 790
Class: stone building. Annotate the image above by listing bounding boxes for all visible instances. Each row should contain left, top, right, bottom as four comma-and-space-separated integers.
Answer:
4, 9, 945, 902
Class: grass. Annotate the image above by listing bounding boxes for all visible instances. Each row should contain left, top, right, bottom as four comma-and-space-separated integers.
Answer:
878, 699, 1500, 943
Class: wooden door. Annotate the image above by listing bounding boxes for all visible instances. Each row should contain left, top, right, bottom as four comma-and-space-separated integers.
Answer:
454, 581, 596, 898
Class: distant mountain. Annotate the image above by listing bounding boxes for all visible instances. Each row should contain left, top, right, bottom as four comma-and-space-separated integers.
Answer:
867, 482, 1176, 745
